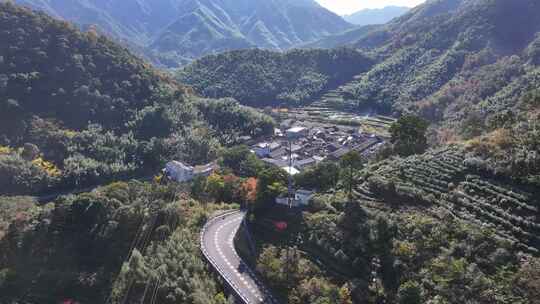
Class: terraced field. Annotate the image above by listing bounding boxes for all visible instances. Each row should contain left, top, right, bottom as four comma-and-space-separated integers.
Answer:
279, 85, 396, 137
357, 146, 540, 254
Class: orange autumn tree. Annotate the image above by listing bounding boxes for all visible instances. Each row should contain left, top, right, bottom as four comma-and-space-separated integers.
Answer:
240, 177, 258, 206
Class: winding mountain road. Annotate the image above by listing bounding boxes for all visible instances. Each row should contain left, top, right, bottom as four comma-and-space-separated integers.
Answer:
200, 210, 278, 304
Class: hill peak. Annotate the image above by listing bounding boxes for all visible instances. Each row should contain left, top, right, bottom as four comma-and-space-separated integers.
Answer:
14, 0, 351, 67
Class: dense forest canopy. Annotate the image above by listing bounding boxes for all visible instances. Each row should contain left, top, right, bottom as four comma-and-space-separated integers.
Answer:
177, 48, 375, 107
0, 182, 236, 303
0, 2, 274, 195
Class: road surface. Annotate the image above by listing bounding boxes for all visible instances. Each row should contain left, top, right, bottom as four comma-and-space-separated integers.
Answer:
200, 211, 278, 304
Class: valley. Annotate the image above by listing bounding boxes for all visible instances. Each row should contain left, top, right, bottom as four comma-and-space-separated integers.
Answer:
1, 0, 540, 304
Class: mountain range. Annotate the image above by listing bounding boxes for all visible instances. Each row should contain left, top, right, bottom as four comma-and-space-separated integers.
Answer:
343, 6, 409, 26
2, 1, 540, 304
14, 0, 352, 67
182, 0, 540, 142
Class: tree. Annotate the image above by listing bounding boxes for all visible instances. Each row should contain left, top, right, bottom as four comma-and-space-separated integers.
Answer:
220, 145, 263, 177
338, 284, 353, 304
257, 246, 286, 289
222, 174, 241, 203
255, 167, 288, 216
239, 177, 258, 208
295, 161, 340, 191
389, 115, 429, 156
338, 200, 372, 277
191, 175, 208, 201
375, 217, 400, 301
169, 127, 221, 165
340, 151, 364, 202
221, 145, 250, 173
205, 173, 225, 202
21, 143, 40, 161
515, 258, 540, 303
398, 281, 422, 304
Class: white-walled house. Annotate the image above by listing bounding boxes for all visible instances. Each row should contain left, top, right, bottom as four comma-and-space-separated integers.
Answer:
165, 161, 216, 182
275, 189, 315, 207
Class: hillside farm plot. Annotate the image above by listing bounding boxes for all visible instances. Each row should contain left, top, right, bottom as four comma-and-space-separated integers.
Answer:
278, 106, 395, 138
358, 146, 540, 254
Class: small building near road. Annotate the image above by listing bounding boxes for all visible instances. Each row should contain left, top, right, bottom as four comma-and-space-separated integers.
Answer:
274, 128, 284, 137
165, 161, 216, 182
275, 189, 314, 207
296, 189, 315, 205
282, 166, 300, 176
269, 147, 287, 159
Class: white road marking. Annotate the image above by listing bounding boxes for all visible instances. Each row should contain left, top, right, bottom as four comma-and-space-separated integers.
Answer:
204, 213, 276, 303
210, 216, 269, 302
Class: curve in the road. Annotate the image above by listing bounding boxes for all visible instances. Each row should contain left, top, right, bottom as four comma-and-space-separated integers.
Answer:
200, 210, 278, 304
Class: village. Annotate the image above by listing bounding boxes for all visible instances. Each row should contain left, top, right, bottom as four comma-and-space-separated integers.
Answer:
248, 120, 386, 176
163, 118, 388, 208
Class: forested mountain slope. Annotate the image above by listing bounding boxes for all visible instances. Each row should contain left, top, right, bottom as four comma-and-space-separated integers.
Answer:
338, 0, 540, 141
184, 0, 540, 144
0, 182, 237, 304
177, 48, 374, 107
0, 3, 266, 303
14, 0, 353, 67
0, 2, 274, 195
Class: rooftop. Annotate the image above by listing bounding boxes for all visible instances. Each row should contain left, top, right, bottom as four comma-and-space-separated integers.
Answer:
281, 166, 300, 175
296, 158, 316, 167
262, 158, 288, 167
287, 126, 307, 133
167, 161, 193, 170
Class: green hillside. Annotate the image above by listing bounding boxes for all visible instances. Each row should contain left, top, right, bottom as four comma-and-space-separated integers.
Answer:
340, 0, 540, 139
0, 182, 236, 304
0, 2, 274, 195
177, 48, 374, 107
188, 0, 540, 143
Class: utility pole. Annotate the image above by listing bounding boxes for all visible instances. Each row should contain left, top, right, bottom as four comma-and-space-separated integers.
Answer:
285, 135, 298, 292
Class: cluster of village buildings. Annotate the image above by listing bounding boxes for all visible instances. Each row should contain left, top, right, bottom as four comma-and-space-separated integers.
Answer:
249, 123, 384, 176
164, 122, 385, 208
247, 122, 384, 207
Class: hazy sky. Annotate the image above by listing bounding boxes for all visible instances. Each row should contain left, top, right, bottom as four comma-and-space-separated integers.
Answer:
316, 0, 426, 15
